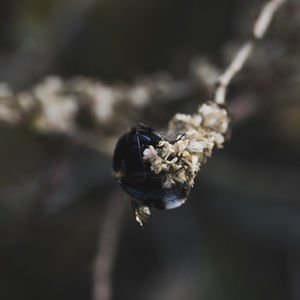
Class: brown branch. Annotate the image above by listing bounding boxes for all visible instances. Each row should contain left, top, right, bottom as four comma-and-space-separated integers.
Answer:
214, 0, 287, 105
93, 185, 126, 300
0, 75, 193, 134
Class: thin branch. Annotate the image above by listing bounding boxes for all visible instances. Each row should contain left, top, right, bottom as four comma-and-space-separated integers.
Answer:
214, 0, 287, 105
93, 186, 126, 300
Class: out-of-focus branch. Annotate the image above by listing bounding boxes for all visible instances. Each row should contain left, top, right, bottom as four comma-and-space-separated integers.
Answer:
214, 0, 287, 105
93, 186, 126, 300
0, 74, 197, 155
0, 75, 194, 128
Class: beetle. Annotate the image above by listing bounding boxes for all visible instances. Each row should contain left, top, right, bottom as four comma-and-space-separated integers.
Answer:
112, 123, 188, 225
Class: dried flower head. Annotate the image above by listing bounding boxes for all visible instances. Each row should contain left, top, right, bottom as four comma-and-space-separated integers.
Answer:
143, 101, 230, 193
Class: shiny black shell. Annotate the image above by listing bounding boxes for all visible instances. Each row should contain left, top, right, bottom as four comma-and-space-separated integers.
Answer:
113, 124, 187, 209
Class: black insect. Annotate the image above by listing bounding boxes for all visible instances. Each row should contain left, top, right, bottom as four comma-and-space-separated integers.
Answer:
113, 123, 188, 225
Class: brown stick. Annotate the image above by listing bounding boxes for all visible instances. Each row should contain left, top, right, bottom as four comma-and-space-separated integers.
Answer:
214, 0, 287, 105
93, 186, 126, 300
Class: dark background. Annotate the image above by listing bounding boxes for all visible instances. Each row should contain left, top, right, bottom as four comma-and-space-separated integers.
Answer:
0, 0, 300, 299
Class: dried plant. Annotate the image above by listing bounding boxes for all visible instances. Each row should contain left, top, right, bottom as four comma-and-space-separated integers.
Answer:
143, 102, 229, 201
0, 1, 292, 300
117, 0, 288, 225
0, 0, 288, 229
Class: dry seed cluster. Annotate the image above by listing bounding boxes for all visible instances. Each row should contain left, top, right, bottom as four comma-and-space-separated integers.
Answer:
143, 101, 230, 191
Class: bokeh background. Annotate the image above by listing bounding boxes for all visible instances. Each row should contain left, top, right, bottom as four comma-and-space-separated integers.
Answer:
0, 0, 300, 300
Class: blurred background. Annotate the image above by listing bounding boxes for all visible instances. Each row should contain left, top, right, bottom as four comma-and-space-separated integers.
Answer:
0, 0, 300, 299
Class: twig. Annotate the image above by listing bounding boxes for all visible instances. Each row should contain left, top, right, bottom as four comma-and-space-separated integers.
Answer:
93, 186, 126, 300
214, 0, 287, 105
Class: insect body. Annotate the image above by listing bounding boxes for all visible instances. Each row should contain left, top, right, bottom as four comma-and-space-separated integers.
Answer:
112, 124, 188, 225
